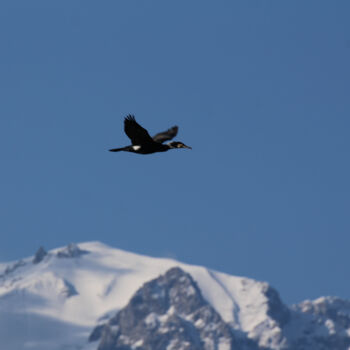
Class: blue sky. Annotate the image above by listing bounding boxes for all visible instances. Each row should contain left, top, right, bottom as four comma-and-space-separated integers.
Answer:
0, 1, 349, 304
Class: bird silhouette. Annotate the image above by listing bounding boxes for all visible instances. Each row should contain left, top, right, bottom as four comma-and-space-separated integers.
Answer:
109, 115, 191, 155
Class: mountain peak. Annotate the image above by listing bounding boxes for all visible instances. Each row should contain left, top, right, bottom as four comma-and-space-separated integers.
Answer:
33, 246, 48, 264
0, 241, 349, 350
93, 267, 237, 350
56, 243, 89, 258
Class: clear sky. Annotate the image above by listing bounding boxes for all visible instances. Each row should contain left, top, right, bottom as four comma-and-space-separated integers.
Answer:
0, 1, 349, 305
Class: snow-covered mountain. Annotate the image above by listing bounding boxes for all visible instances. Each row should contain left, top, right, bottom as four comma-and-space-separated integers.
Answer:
0, 242, 349, 350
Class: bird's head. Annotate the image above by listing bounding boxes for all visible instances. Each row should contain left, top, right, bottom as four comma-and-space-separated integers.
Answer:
167, 141, 192, 150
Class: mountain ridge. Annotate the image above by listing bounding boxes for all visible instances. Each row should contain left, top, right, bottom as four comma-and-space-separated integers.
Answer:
0, 241, 349, 350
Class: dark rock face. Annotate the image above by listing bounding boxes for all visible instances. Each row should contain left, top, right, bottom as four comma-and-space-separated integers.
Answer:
1, 260, 26, 277
33, 246, 47, 264
287, 297, 350, 350
62, 279, 79, 298
262, 284, 290, 327
90, 267, 350, 350
56, 243, 89, 258
89, 325, 105, 342
92, 267, 238, 350
296, 297, 350, 329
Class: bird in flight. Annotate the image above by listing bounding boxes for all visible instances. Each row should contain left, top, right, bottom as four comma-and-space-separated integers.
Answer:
109, 115, 192, 155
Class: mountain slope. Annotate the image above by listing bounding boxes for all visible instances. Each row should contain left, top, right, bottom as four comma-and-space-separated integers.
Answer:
0, 242, 349, 350
94, 267, 240, 350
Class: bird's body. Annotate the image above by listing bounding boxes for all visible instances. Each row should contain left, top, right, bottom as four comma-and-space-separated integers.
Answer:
112, 143, 170, 154
109, 115, 191, 155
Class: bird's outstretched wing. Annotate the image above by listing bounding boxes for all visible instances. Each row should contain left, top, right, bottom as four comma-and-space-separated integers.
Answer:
124, 115, 154, 145
152, 126, 178, 143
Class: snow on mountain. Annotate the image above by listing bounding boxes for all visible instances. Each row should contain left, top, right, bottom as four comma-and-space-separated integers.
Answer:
93, 267, 241, 350
0, 242, 349, 350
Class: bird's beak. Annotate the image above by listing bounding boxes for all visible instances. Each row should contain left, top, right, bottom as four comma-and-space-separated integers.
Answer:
183, 144, 192, 149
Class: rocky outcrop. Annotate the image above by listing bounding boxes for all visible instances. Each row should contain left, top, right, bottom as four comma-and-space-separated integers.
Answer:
285, 297, 350, 350
56, 243, 89, 258
91, 267, 243, 350
33, 246, 48, 264
91, 267, 350, 350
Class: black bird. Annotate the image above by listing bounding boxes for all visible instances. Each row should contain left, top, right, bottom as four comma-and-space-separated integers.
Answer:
109, 115, 192, 155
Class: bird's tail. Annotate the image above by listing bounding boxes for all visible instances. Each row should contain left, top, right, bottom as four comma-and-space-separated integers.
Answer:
109, 147, 127, 152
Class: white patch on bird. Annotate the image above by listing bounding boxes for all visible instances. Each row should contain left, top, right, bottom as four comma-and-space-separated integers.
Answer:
132, 145, 141, 150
